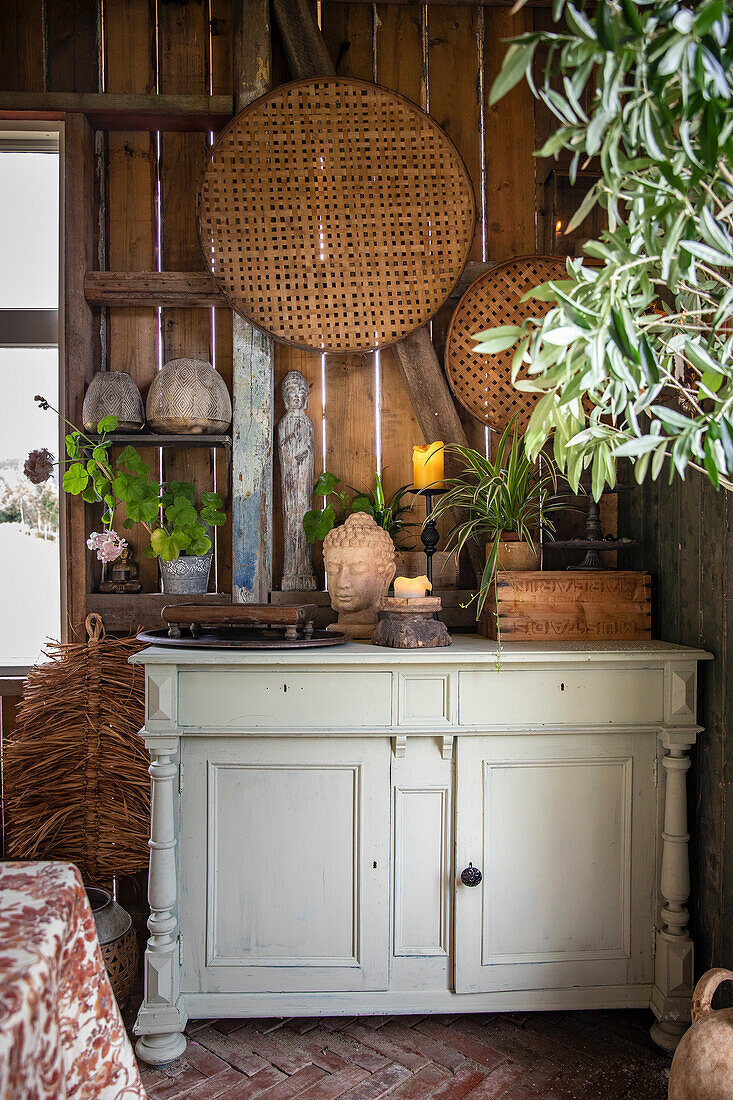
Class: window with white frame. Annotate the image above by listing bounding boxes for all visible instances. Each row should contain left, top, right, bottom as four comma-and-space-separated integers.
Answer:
0, 131, 61, 663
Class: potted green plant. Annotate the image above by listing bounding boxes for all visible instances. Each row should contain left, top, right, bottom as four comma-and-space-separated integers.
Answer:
29, 397, 226, 594
429, 421, 566, 624
484, 0, 733, 496
303, 470, 416, 547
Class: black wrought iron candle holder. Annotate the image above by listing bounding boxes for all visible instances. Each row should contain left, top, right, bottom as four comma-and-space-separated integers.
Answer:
420, 490, 441, 587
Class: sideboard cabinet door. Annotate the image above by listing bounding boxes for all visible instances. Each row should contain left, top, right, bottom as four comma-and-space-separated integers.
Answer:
179, 736, 391, 993
455, 733, 656, 995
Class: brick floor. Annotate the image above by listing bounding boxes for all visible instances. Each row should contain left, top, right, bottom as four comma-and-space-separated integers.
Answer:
133, 1011, 671, 1099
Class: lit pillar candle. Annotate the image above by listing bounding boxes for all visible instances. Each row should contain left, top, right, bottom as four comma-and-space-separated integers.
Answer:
412, 442, 444, 492
394, 575, 432, 599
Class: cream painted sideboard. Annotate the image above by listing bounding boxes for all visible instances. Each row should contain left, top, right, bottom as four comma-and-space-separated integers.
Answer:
131, 637, 710, 1065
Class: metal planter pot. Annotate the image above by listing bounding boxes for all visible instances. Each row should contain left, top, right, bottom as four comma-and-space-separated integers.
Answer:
159, 552, 213, 594
86, 886, 138, 1007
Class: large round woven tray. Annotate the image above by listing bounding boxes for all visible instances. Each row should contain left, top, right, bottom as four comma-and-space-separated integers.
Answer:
445, 256, 568, 432
197, 77, 475, 353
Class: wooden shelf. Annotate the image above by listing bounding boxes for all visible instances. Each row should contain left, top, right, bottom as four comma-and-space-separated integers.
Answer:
89, 432, 231, 446
549, 540, 640, 551
0, 92, 233, 132
85, 271, 227, 308
90, 433, 233, 506
87, 592, 231, 634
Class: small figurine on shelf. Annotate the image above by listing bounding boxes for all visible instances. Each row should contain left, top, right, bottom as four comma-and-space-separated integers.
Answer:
98, 546, 143, 594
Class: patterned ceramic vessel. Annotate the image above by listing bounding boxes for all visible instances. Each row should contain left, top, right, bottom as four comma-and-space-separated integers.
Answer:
159, 551, 213, 594
82, 371, 145, 432
146, 358, 232, 434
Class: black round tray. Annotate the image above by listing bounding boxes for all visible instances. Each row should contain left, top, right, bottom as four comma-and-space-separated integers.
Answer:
136, 627, 348, 649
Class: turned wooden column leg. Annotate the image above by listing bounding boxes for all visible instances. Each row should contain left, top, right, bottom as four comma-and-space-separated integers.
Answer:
651, 734, 695, 1052
134, 739, 187, 1065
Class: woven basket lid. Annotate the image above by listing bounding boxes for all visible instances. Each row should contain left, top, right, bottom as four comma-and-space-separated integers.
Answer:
197, 77, 475, 353
445, 255, 568, 432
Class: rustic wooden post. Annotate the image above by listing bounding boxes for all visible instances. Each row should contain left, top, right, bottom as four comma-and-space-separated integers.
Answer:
651, 730, 697, 1051
392, 327, 468, 447
231, 1, 274, 603
63, 112, 101, 636
272, 0, 335, 79
134, 734, 187, 1065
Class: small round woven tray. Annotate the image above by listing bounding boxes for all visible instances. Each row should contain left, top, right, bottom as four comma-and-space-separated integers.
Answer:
445, 256, 568, 432
197, 77, 475, 353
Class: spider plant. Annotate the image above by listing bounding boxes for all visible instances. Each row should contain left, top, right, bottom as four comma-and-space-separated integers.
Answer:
429, 419, 567, 621
304, 469, 417, 546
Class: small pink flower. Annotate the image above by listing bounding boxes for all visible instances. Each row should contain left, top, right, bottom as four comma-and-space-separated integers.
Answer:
86, 529, 127, 563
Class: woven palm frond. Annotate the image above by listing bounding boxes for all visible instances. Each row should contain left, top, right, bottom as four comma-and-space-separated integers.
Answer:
4, 614, 149, 886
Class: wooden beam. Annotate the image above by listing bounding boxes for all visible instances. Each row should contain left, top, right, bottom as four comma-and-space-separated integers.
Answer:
0, 92, 233, 131
392, 326, 469, 447
448, 260, 497, 300
84, 270, 227, 307
272, 0, 336, 79
231, 0, 274, 603
393, 327, 484, 580
63, 112, 100, 639
83, 265, 495, 310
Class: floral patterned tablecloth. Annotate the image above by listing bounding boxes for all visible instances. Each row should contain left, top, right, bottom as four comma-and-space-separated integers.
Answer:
0, 861, 146, 1099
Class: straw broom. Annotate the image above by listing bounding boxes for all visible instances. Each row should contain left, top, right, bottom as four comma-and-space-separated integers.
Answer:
4, 614, 150, 887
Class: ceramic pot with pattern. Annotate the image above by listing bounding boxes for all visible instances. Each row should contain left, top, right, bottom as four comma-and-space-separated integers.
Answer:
82, 371, 145, 432
146, 357, 232, 434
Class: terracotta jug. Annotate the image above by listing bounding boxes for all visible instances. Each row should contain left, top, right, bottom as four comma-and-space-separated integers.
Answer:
668, 968, 733, 1100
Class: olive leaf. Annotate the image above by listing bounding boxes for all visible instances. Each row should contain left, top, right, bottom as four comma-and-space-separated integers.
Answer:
485, 0, 733, 494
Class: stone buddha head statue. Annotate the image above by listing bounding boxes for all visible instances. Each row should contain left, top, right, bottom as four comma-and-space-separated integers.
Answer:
282, 370, 308, 412
323, 512, 397, 640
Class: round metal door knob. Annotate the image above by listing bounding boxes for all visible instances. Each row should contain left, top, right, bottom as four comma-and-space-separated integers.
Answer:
461, 863, 482, 887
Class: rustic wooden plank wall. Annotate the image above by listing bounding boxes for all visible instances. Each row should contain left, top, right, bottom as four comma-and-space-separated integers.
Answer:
283, 2, 546, 583
0, 0, 236, 601
0, 0, 546, 595
3, 0, 730, 979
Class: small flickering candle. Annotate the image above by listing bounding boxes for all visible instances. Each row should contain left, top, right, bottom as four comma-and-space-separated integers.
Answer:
412, 441, 444, 492
394, 575, 432, 599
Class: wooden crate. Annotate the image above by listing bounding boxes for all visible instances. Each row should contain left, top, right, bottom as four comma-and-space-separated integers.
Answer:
480, 571, 652, 641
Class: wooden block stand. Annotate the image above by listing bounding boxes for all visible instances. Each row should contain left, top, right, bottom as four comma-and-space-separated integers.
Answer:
480, 571, 652, 641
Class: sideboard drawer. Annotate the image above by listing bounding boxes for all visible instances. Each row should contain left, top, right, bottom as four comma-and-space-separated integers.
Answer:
458, 668, 664, 728
177, 670, 393, 729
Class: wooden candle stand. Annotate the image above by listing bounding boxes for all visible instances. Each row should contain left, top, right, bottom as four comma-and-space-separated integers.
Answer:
372, 596, 452, 649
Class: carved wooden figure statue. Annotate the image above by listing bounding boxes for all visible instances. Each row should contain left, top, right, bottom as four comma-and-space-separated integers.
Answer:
277, 370, 316, 591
